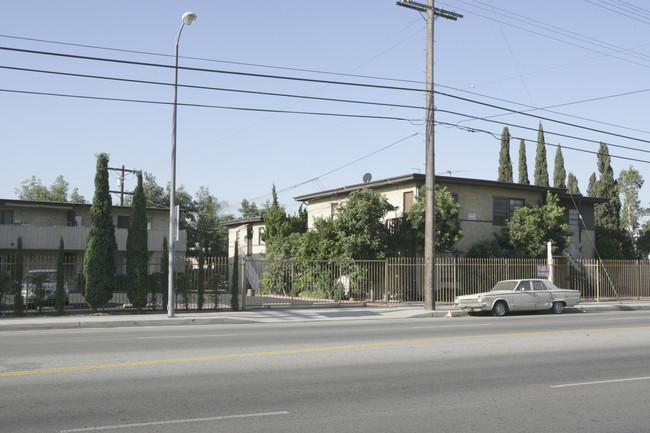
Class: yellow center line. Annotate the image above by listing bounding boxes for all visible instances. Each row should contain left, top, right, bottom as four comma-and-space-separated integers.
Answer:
3, 326, 649, 378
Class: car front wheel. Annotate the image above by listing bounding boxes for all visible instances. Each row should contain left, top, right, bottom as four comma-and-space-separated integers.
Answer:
492, 301, 507, 317
551, 301, 565, 314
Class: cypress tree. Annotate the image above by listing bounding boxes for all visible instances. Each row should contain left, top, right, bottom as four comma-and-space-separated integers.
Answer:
56, 236, 65, 315
587, 172, 598, 197
553, 144, 566, 188
518, 139, 529, 185
567, 173, 580, 195
534, 122, 549, 187
162, 237, 168, 310
82, 153, 116, 310
231, 240, 239, 311
594, 143, 621, 238
126, 172, 149, 312
197, 245, 205, 311
498, 126, 513, 182
13, 236, 24, 317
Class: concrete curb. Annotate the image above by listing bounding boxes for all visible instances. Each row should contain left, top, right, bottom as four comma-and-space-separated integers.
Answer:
1, 302, 648, 332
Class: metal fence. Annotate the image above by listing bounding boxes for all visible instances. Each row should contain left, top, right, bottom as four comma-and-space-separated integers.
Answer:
2, 256, 649, 315
0, 255, 230, 314
239, 257, 650, 308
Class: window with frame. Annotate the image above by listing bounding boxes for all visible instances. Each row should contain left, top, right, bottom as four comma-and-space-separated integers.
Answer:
117, 215, 130, 229
493, 197, 524, 226
0, 209, 14, 224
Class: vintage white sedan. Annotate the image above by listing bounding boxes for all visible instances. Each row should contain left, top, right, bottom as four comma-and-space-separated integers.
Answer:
454, 279, 581, 316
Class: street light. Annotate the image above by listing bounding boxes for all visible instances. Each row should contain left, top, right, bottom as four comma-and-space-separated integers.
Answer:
169, 11, 197, 318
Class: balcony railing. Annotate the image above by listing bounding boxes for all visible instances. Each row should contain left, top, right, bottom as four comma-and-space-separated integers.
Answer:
0, 224, 186, 252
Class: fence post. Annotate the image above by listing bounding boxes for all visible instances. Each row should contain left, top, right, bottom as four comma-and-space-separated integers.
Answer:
241, 256, 246, 311
384, 258, 389, 306
596, 260, 600, 302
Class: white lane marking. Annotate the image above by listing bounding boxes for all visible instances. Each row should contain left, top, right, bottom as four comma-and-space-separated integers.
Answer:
410, 324, 493, 329
136, 334, 237, 339
551, 376, 650, 388
60, 411, 290, 432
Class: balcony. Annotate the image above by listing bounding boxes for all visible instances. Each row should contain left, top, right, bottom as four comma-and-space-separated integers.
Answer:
0, 224, 187, 253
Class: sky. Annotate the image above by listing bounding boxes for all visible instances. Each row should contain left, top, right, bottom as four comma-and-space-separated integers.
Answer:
2, 0, 650, 219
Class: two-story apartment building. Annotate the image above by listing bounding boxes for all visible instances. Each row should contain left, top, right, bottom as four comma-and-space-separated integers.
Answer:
293, 173, 603, 259
0, 198, 187, 289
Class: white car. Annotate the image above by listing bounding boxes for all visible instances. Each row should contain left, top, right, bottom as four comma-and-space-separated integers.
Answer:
454, 279, 581, 316
21, 270, 69, 307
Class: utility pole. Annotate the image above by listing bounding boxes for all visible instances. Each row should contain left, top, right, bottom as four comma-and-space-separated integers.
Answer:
108, 165, 137, 205
396, 0, 462, 310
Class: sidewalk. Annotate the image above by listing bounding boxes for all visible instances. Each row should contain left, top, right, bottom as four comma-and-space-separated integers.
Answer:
2, 301, 650, 332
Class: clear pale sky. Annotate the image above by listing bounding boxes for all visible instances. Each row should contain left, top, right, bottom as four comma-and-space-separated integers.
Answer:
2, 1, 649, 218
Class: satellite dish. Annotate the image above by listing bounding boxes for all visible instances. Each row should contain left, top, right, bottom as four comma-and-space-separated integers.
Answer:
362, 173, 372, 183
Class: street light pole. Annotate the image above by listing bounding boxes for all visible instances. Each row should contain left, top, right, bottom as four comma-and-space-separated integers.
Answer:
169, 11, 197, 318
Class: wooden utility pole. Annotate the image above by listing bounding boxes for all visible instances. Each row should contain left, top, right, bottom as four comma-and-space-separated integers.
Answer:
108, 165, 137, 205
396, 0, 462, 310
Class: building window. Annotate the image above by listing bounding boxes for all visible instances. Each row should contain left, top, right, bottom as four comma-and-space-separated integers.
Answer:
117, 215, 130, 228
331, 202, 339, 219
147, 216, 152, 230
403, 192, 414, 212
258, 227, 265, 245
568, 209, 580, 242
0, 210, 14, 225
493, 197, 524, 226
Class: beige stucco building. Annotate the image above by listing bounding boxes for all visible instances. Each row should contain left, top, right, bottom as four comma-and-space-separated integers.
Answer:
293, 174, 602, 259
0, 198, 187, 289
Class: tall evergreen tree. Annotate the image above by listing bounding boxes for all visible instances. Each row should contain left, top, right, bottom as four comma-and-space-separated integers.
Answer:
553, 145, 567, 188
56, 236, 65, 315
262, 184, 289, 243
13, 236, 24, 317
126, 172, 149, 311
518, 139, 529, 185
162, 237, 168, 310
618, 166, 646, 244
82, 153, 116, 310
534, 122, 549, 187
587, 172, 598, 197
594, 143, 621, 238
567, 172, 580, 195
498, 126, 513, 182
197, 245, 205, 311
231, 240, 239, 311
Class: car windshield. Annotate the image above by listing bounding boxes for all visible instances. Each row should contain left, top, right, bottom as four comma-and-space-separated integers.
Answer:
24, 272, 56, 284
491, 281, 518, 292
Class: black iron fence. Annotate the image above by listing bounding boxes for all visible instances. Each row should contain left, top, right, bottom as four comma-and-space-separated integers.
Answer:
1, 256, 648, 315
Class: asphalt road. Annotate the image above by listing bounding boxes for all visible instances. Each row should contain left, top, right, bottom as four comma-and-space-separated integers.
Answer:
2, 311, 650, 433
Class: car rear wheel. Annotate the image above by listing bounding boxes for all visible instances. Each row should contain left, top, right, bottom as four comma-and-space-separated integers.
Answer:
492, 301, 507, 317
551, 301, 565, 314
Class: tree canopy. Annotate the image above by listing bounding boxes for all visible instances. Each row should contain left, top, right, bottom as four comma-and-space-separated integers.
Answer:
498, 127, 513, 183
534, 122, 549, 187
404, 184, 462, 253
82, 153, 117, 310
15, 175, 86, 203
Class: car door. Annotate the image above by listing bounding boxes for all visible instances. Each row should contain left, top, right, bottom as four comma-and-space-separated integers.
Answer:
511, 280, 536, 310
532, 280, 552, 309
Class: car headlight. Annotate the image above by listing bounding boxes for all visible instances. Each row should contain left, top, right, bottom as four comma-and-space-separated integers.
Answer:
454, 297, 460, 304
477, 295, 484, 302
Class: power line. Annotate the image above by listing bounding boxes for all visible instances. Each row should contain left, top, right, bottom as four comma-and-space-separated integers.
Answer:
436, 108, 650, 155
0, 88, 423, 123
4, 45, 650, 144
440, 0, 650, 67
435, 89, 650, 145
436, 121, 650, 164
248, 133, 422, 202
0, 65, 426, 112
